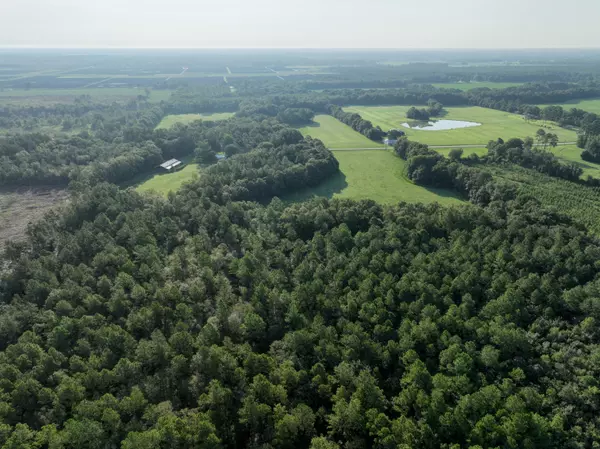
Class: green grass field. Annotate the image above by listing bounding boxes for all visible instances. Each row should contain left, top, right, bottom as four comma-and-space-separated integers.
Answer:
344, 106, 577, 146
538, 98, 600, 115
432, 82, 524, 91
285, 150, 463, 205
155, 113, 235, 130
136, 164, 199, 195
298, 115, 385, 149
549, 145, 600, 178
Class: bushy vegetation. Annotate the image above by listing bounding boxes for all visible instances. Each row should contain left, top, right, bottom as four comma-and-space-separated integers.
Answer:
327, 106, 386, 142
4, 176, 600, 448
8, 50, 600, 449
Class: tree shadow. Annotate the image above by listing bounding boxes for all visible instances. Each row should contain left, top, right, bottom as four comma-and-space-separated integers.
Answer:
281, 171, 348, 203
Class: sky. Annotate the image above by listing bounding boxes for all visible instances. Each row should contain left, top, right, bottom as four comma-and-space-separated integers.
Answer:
1, 0, 600, 49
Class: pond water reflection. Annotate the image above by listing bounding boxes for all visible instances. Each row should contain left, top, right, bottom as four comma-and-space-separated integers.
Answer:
401, 120, 482, 131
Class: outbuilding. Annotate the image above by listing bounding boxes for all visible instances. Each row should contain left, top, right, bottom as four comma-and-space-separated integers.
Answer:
160, 158, 182, 171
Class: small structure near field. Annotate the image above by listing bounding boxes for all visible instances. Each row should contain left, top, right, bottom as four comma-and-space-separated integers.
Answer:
160, 158, 182, 171
383, 138, 397, 146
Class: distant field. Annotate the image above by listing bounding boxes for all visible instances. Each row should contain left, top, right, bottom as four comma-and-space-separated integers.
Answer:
136, 164, 199, 195
538, 98, 600, 115
344, 106, 577, 146
285, 150, 463, 205
432, 82, 524, 91
298, 115, 385, 149
156, 113, 235, 129
0, 88, 171, 105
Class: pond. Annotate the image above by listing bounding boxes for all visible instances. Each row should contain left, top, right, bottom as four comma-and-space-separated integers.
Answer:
401, 120, 482, 131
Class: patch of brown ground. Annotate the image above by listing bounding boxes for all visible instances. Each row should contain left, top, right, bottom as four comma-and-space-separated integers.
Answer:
0, 187, 69, 245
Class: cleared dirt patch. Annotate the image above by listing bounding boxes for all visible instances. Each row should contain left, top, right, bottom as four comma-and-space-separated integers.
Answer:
0, 187, 69, 244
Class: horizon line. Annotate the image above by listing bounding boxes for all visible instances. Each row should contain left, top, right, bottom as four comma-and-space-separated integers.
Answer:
1, 46, 600, 51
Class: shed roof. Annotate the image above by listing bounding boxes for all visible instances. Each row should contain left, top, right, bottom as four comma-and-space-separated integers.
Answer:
160, 159, 182, 170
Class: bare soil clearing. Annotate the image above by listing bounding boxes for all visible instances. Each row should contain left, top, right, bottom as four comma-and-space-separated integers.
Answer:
0, 187, 69, 244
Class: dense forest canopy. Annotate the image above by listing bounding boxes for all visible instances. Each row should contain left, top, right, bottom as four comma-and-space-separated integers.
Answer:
5, 49, 600, 449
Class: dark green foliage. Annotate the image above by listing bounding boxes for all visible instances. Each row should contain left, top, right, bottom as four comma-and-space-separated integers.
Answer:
327, 105, 386, 142
3, 183, 600, 447
276, 108, 315, 125
406, 106, 430, 121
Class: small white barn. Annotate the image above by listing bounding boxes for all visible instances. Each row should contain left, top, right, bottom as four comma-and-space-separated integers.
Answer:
160, 159, 182, 171
383, 139, 397, 146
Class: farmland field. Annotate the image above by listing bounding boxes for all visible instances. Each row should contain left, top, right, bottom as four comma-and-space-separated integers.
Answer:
298, 115, 385, 149
538, 98, 600, 115
284, 149, 463, 205
0, 88, 171, 105
136, 163, 199, 195
344, 106, 577, 146
549, 145, 600, 178
432, 82, 524, 90
155, 113, 235, 129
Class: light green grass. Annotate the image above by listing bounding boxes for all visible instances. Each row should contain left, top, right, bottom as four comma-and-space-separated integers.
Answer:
284, 150, 464, 205
298, 115, 385, 149
344, 106, 577, 146
432, 82, 524, 91
549, 145, 600, 179
136, 164, 199, 196
156, 113, 235, 130
538, 98, 600, 115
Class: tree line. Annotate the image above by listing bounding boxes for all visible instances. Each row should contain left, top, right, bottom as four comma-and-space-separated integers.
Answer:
327, 106, 386, 142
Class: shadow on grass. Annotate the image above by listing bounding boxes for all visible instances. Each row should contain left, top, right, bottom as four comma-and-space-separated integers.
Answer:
300, 121, 322, 129
423, 185, 465, 201
281, 171, 348, 203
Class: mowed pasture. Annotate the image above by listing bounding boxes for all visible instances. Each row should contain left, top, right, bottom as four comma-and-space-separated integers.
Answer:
136, 163, 200, 196
298, 115, 385, 149
538, 98, 600, 115
432, 82, 524, 91
344, 106, 577, 146
284, 150, 463, 205
155, 113, 235, 130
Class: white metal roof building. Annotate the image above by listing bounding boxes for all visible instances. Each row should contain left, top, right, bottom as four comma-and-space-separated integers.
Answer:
159, 159, 182, 170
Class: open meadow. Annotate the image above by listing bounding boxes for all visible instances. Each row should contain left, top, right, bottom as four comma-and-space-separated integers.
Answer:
135, 163, 199, 195
155, 113, 235, 129
284, 149, 463, 205
538, 98, 600, 115
344, 106, 577, 146
298, 115, 385, 149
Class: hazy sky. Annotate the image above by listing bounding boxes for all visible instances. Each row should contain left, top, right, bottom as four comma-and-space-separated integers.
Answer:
2, 0, 599, 48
